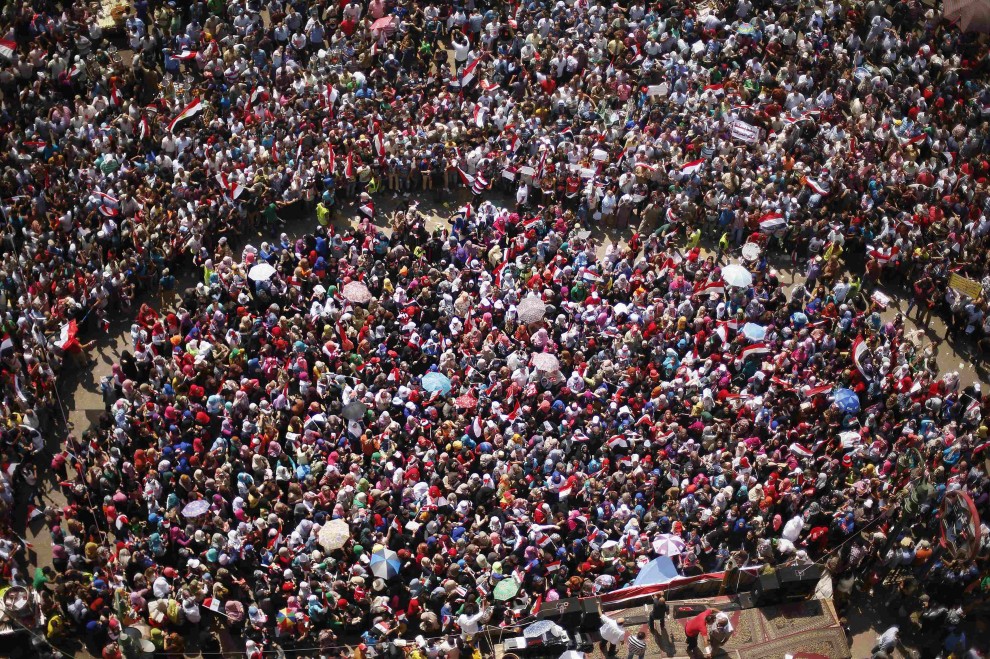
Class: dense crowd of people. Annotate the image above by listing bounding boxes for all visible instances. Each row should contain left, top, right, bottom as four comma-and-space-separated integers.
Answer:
1, 0, 990, 657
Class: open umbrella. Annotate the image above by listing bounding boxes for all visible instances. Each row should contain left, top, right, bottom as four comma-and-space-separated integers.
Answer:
945, 0, 990, 32
741, 323, 766, 342
318, 519, 350, 551
276, 608, 301, 627
721, 264, 753, 288
517, 296, 547, 324
370, 16, 396, 32
421, 372, 452, 395
341, 400, 368, 421
370, 548, 401, 579
492, 578, 520, 601
181, 499, 210, 518
248, 262, 277, 281
454, 393, 478, 409
652, 534, 686, 556
532, 353, 560, 372
523, 620, 556, 638
834, 388, 860, 414
342, 280, 372, 304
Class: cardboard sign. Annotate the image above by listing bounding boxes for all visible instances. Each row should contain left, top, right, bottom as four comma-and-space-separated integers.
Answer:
949, 273, 983, 299
731, 120, 760, 143
647, 83, 668, 97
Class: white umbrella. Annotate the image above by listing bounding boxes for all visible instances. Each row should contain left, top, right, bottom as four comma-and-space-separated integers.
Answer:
248, 262, 277, 281
517, 296, 547, 324
342, 280, 373, 304
652, 533, 686, 556
945, 0, 990, 32
318, 519, 351, 550
532, 353, 560, 372
721, 264, 753, 288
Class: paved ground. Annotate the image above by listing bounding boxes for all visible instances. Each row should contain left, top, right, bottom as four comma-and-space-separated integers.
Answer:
21, 191, 977, 657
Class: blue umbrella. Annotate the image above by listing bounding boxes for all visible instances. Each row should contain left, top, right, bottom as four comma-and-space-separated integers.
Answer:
421, 372, 452, 395
370, 548, 401, 580
834, 388, 860, 414
741, 323, 767, 341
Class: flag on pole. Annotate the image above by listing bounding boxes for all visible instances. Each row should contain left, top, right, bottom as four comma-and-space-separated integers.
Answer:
327, 145, 336, 173
453, 57, 481, 87
216, 173, 246, 200
852, 335, 871, 380
167, 98, 205, 134
345, 151, 354, 178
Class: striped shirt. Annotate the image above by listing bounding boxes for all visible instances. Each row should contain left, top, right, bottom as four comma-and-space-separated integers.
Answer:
627, 635, 647, 657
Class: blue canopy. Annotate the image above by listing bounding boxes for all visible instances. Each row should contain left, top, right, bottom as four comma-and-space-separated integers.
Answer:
834, 388, 861, 414
633, 556, 680, 586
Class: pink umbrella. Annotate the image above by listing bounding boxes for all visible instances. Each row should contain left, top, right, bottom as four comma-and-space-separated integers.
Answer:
370, 16, 396, 32
945, 0, 990, 32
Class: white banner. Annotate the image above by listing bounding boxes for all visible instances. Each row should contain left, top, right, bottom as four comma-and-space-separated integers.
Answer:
731, 120, 760, 143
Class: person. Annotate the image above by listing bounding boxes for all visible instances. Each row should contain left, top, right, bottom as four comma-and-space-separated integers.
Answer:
626, 628, 648, 659
707, 612, 734, 655
650, 594, 668, 635
599, 615, 626, 657
684, 611, 715, 658
871, 625, 901, 658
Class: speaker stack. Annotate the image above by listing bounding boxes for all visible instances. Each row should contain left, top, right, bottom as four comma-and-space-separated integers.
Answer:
535, 597, 603, 632
740, 565, 824, 608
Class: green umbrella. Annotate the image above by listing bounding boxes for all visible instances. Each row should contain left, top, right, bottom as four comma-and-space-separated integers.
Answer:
493, 579, 520, 601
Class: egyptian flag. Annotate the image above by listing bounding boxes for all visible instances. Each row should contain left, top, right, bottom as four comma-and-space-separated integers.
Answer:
898, 133, 926, 148
454, 57, 481, 87
867, 245, 899, 266
680, 158, 704, 175
0, 39, 16, 59
741, 343, 769, 360
110, 80, 122, 107
216, 173, 245, 200
758, 211, 784, 231
789, 443, 814, 459
693, 279, 725, 298
373, 128, 386, 161
852, 335, 871, 380
95, 192, 119, 208
327, 145, 336, 173
23, 140, 47, 152
173, 50, 198, 60
167, 98, 204, 134
325, 84, 338, 108
714, 323, 728, 345
493, 260, 507, 288
345, 151, 354, 178
802, 384, 833, 398
703, 83, 725, 96
805, 177, 830, 195
359, 200, 374, 218
138, 115, 150, 141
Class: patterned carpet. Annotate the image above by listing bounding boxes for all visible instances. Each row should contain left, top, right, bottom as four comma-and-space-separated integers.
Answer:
599, 597, 851, 659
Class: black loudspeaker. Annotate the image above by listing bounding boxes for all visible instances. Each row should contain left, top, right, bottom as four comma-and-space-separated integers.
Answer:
536, 597, 583, 630
777, 565, 824, 601
580, 597, 603, 632
751, 571, 782, 606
